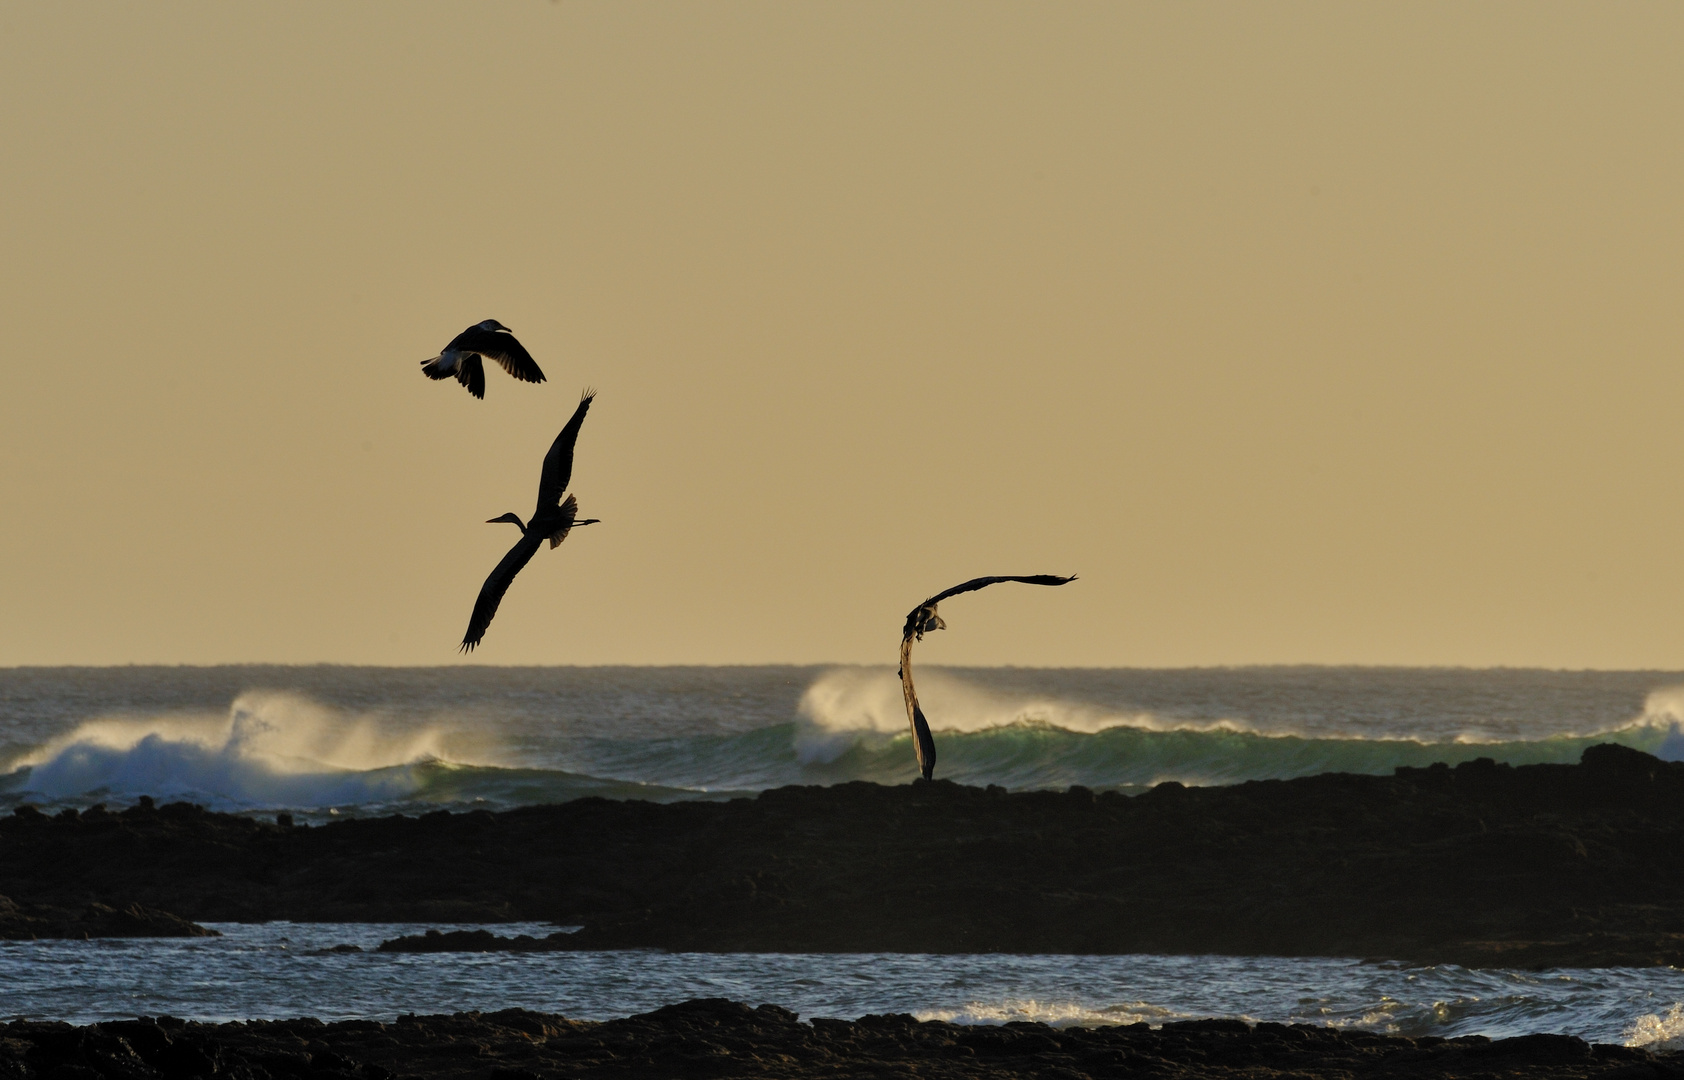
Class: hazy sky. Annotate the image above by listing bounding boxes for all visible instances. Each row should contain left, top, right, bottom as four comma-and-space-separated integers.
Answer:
2, 3, 1681, 667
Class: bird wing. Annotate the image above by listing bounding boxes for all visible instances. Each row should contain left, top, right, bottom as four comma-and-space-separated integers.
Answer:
898, 635, 938, 781
460, 530, 544, 652
894, 573, 1076, 779
535, 390, 596, 513
456, 327, 546, 384
456, 355, 486, 400
902, 574, 1077, 638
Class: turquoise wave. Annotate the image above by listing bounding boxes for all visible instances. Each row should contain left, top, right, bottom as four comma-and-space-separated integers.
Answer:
3, 716, 1675, 820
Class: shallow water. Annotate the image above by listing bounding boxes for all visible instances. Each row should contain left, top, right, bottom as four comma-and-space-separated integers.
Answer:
2, 924, 1684, 1049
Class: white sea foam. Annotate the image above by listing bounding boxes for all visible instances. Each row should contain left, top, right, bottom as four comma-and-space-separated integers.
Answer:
1638, 686, 1684, 762
4, 691, 497, 809
916, 998, 1198, 1028
792, 666, 1256, 764
1625, 1003, 1684, 1049
794, 667, 1684, 753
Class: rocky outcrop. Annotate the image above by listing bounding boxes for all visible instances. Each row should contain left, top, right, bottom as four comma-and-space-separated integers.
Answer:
0, 1000, 1675, 1080
7, 744, 1684, 964
0, 892, 216, 940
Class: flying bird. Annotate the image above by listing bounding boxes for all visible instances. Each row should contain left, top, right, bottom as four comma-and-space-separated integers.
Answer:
898, 574, 1078, 780
459, 391, 599, 651
421, 320, 546, 399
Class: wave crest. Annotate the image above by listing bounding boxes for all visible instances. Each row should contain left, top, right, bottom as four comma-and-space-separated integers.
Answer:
4, 691, 496, 810
793, 667, 1253, 765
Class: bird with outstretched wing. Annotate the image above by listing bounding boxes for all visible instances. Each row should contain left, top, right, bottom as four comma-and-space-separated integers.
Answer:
421, 319, 547, 399
898, 574, 1077, 780
460, 391, 599, 651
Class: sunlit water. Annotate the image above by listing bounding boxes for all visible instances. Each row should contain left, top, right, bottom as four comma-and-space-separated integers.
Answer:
2, 924, 1684, 1049
6, 666, 1684, 818
8, 668, 1684, 1045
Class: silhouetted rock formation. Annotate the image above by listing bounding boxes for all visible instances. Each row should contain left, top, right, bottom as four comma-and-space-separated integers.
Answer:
0, 1001, 1674, 1080
0, 891, 215, 940
7, 744, 1684, 964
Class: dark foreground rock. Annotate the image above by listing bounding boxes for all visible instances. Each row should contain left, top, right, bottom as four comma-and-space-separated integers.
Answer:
0, 1000, 1677, 1080
10, 745, 1684, 964
0, 893, 216, 940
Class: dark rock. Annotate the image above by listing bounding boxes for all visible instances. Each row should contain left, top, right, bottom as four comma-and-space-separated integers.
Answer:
0, 1005, 1668, 1079
6, 746, 1684, 963
0, 895, 216, 942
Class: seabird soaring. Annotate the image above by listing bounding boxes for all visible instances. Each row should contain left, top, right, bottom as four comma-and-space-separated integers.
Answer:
460, 391, 599, 651
898, 574, 1078, 780
421, 320, 546, 399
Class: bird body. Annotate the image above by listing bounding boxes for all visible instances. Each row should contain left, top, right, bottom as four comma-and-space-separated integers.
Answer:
897, 574, 1077, 780
421, 320, 546, 399
460, 391, 599, 651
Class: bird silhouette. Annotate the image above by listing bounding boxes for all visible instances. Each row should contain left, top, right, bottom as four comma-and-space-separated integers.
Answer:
898, 574, 1077, 780
460, 391, 599, 651
421, 320, 546, 399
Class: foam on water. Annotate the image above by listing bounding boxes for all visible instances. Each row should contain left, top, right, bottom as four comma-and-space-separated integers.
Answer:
917, 999, 1195, 1028
2, 928, 1682, 1043
4, 666, 1684, 814
1, 691, 510, 812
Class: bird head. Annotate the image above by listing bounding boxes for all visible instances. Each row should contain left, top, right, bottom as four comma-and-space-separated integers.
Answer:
477, 319, 511, 333
905, 605, 947, 641
486, 512, 526, 534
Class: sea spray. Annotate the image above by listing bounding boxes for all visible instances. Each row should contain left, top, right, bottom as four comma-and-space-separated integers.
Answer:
3, 665, 1684, 815
2, 690, 502, 811
1626, 1003, 1684, 1050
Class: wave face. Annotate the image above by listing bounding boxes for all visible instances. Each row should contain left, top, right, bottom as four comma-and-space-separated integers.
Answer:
2, 664, 1682, 818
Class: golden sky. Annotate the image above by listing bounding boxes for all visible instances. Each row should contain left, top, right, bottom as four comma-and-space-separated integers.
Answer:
1, 3, 1680, 667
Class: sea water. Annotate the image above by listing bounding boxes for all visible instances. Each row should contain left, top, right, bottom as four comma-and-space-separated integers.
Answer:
3, 665, 1684, 1041
6, 665, 1684, 815
3, 926, 1684, 1050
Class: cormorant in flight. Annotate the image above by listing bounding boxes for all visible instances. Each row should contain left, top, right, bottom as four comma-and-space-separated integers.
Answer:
898, 574, 1077, 780
460, 391, 599, 650
421, 320, 546, 399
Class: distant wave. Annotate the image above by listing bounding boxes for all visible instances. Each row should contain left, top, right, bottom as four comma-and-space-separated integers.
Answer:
0, 691, 709, 816
789, 667, 1684, 788
4, 673, 1683, 817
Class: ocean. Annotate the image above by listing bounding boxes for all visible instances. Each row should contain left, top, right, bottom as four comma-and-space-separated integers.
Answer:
4, 664, 1684, 1044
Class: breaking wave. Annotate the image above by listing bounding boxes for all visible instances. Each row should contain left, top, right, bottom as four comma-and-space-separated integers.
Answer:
4, 670, 1683, 817
0, 690, 705, 816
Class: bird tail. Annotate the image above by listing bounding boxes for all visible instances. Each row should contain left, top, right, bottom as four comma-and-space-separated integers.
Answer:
548, 495, 580, 549
420, 356, 453, 380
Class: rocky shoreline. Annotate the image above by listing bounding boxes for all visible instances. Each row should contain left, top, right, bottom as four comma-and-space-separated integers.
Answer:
5, 744, 1684, 965
2, 999, 1679, 1080
0, 892, 215, 941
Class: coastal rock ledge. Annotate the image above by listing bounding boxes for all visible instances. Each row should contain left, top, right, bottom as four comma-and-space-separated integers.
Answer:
8, 744, 1684, 964
2, 1000, 1679, 1080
